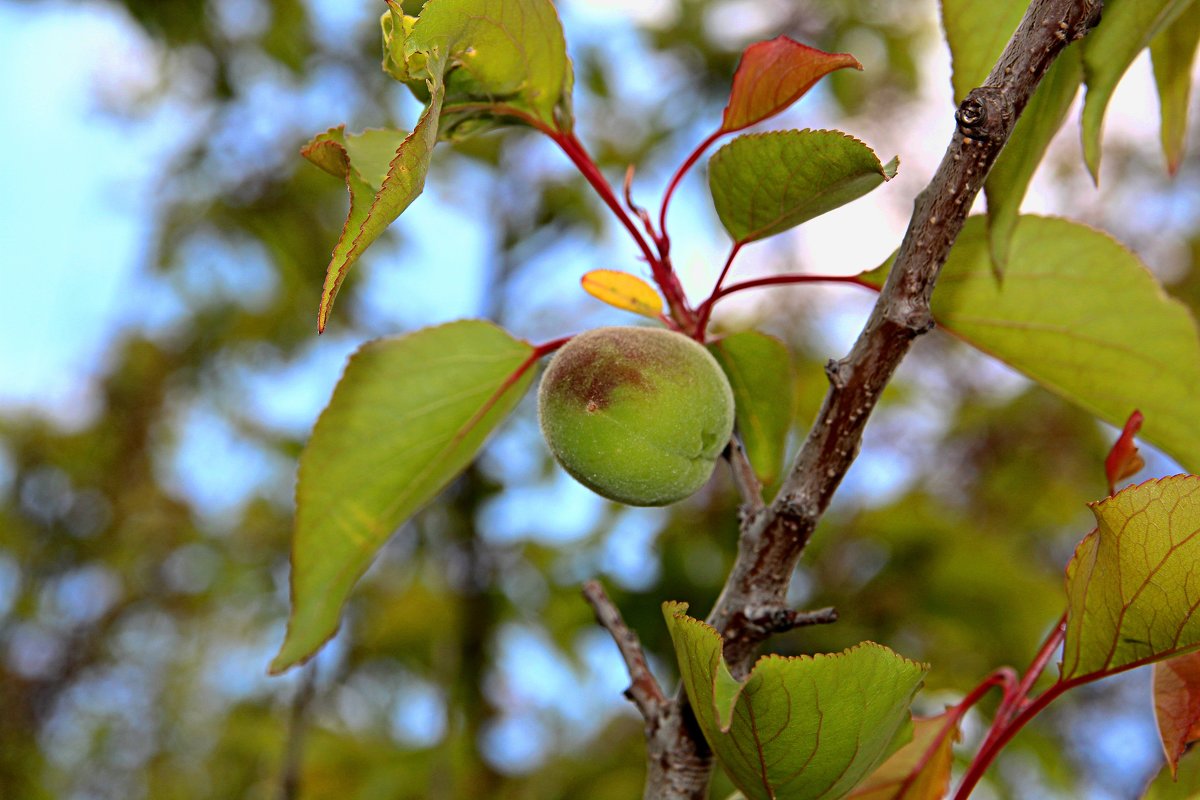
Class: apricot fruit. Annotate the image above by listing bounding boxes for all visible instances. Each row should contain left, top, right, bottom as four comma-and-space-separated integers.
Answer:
538, 327, 735, 506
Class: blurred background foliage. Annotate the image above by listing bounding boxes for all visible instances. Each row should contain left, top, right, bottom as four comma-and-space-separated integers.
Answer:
2, 0, 1197, 798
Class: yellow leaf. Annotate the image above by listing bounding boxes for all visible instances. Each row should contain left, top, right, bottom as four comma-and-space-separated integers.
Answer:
581, 270, 663, 319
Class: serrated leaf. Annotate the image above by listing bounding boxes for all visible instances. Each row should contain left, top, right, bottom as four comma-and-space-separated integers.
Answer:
271, 321, 535, 673
709, 130, 897, 245
940, 0, 1027, 104
381, 3, 419, 83
1062, 476, 1200, 681
1152, 2, 1200, 175
709, 332, 796, 486
848, 712, 961, 800
664, 602, 926, 800
1156, 652, 1200, 777
985, 46, 1082, 272
865, 215, 1200, 475
407, 0, 574, 133
307, 76, 444, 332
721, 36, 862, 133
580, 269, 663, 319
1082, 0, 1193, 181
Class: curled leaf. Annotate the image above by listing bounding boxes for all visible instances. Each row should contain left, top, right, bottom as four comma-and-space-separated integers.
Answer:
664, 602, 926, 800
1063, 475, 1200, 681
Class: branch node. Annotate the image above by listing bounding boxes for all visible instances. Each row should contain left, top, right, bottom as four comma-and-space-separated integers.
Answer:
955, 87, 1012, 143
582, 580, 666, 721
824, 358, 850, 390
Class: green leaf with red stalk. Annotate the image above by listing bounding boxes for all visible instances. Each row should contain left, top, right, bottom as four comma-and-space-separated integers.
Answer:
1062, 475, 1200, 681
664, 601, 926, 800
865, 215, 1200, 475
708, 331, 796, 487
1106, 409, 1146, 496
1155, 651, 1200, 778
708, 130, 898, 245
305, 98, 441, 333
270, 320, 540, 673
720, 36, 861, 134
1151, 1, 1200, 176
848, 711, 961, 800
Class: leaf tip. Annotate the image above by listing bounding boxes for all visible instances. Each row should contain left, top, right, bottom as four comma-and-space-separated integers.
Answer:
882, 155, 900, 180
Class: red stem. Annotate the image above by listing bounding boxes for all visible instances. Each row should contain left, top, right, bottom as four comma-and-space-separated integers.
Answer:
451, 335, 572, 449
692, 243, 743, 339
658, 129, 724, 257
551, 132, 694, 326
953, 614, 1067, 799
999, 613, 1067, 726
694, 273, 877, 325
952, 679, 1079, 800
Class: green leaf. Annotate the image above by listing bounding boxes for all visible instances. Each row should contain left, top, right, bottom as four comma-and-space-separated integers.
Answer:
709, 332, 796, 486
305, 77, 444, 332
940, 0, 1027, 104
270, 321, 535, 673
1151, 1, 1200, 175
865, 215, 1200, 475
847, 711, 960, 800
1082, 0, 1193, 181
985, 46, 1082, 273
664, 602, 926, 800
1155, 651, 1200, 777
1062, 476, 1200, 681
407, 0, 574, 133
1144, 744, 1200, 798
709, 130, 898, 245
720, 36, 862, 133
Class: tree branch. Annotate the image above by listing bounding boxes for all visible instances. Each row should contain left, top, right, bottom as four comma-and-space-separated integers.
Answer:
643, 1, 1103, 796
582, 580, 666, 720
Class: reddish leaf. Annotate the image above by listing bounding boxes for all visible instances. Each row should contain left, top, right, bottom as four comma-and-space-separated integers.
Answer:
1155, 652, 1200, 777
721, 36, 861, 133
1106, 409, 1146, 495
849, 711, 961, 799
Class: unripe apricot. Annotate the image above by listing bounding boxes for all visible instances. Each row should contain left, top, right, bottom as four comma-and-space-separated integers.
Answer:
538, 326, 735, 506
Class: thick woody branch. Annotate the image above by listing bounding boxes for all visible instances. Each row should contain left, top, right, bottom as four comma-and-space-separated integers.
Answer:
582, 580, 666, 720
706, 0, 1102, 675
643, 1, 1103, 796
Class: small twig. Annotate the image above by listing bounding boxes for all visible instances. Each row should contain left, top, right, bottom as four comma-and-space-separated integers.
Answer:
723, 437, 765, 517
624, 164, 662, 248
741, 604, 839, 635
582, 580, 666, 720
279, 663, 318, 800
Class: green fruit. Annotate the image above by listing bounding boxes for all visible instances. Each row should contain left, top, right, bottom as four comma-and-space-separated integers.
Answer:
538, 326, 736, 506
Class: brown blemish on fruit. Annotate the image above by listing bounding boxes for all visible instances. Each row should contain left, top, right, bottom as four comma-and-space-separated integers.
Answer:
549, 330, 672, 412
